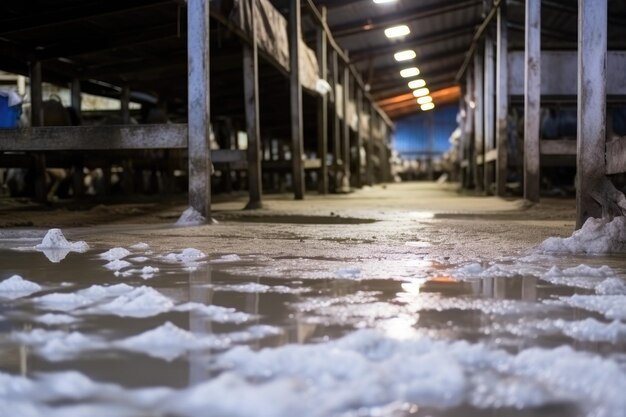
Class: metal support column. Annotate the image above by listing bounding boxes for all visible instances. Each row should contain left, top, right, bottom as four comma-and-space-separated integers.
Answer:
495, 2, 509, 197
484, 33, 495, 193
355, 88, 363, 188
244, 0, 263, 209
70, 79, 82, 124
121, 85, 130, 124
316, 6, 329, 194
576, 0, 607, 227
187, 0, 211, 219
524, 0, 541, 203
366, 104, 374, 186
473, 51, 484, 193
289, 0, 305, 200
341, 63, 351, 191
331, 50, 341, 191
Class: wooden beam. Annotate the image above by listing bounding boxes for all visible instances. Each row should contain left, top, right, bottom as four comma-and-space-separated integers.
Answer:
342, 63, 351, 191
317, 6, 329, 195
606, 137, 626, 175
577, 0, 607, 227
366, 105, 374, 186
540, 139, 577, 155
484, 32, 495, 193
355, 88, 363, 188
70, 79, 82, 124
331, 50, 342, 191
187, 0, 211, 220
495, 3, 508, 197
524, 0, 541, 203
120, 85, 131, 124
0, 125, 187, 151
331, 0, 480, 39
290, 0, 305, 200
473, 52, 484, 193
244, 0, 262, 210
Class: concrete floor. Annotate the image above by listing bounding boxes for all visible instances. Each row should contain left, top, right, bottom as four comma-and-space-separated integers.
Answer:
2, 182, 625, 417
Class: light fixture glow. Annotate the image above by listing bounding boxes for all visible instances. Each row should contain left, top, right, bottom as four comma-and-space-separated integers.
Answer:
417, 96, 433, 105
400, 67, 420, 78
394, 50, 416, 62
373, 0, 396, 3
421, 102, 435, 111
408, 79, 426, 89
412, 87, 430, 97
384, 25, 410, 38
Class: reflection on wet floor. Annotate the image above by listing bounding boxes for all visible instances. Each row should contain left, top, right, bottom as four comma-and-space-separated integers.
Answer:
0, 244, 625, 417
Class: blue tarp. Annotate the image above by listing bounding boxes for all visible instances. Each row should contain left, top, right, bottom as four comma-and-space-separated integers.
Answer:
392, 105, 458, 159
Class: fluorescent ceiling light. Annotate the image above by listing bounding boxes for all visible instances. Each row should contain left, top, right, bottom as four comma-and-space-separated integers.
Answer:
417, 96, 433, 105
421, 102, 435, 111
384, 25, 410, 38
374, 0, 396, 3
394, 50, 416, 62
412, 87, 430, 97
408, 79, 426, 89
400, 67, 420, 78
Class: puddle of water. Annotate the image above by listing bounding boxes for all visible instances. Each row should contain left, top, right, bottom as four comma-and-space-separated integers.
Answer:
0, 246, 625, 417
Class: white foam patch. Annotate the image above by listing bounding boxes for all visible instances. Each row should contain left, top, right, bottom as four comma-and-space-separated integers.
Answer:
130, 242, 150, 250
212, 282, 308, 295
596, 277, 626, 295
34, 292, 93, 312
506, 318, 626, 343
175, 207, 206, 226
103, 259, 132, 271
174, 302, 253, 324
555, 294, 626, 320
36, 313, 79, 325
114, 322, 227, 361
99, 248, 131, 261
3, 329, 626, 416
128, 256, 148, 263
35, 229, 89, 252
13, 328, 104, 361
540, 264, 617, 289
92, 286, 174, 318
211, 254, 242, 263
538, 216, 626, 254
335, 268, 361, 279
450, 262, 544, 280
0, 275, 42, 299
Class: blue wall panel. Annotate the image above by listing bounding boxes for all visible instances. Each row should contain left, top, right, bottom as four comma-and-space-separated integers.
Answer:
392, 104, 458, 159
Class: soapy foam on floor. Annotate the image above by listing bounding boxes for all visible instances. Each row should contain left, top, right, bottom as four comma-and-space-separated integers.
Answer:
211, 254, 242, 263
92, 286, 175, 318
175, 207, 206, 226
99, 248, 131, 262
595, 277, 626, 295
35, 229, 89, 253
103, 259, 132, 271
502, 317, 626, 343
540, 264, 618, 290
554, 294, 626, 320
538, 216, 626, 254
211, 282, 308, 295
129, 242, 150, 250
0, 275, 42, 299
3, 328, 626, 416
35, 313, 79, 325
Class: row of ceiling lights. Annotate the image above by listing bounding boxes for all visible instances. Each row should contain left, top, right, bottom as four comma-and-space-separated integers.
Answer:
375, 0, 435, 111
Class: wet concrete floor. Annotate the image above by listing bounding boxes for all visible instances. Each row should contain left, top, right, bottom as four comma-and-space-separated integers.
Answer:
0, 183, 625, 416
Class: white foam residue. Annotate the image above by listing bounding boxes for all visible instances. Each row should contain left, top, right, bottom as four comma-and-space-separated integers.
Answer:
211, 254, 242, 263
128, 256, 148, 263
35, 229, 89, 252
212, 282, 307, 295
139, 266, 159, 279
540, 264, 616, 289
130, 242, 150, 250
94, 286, 174, 318
174, 302, 253, 323
538, 216, 626, 254
77, 283, 135, 301
335, 267, 362, 279
595, 277, 626, 295
555, 294, 626, 320
114, 321, 227, 361
450, 262, 544, 280
162, 248, 206, 265
34, 292, 92, 312
175, 207, 206, 226
103, 259, 132, 271
0, 275, 42, 299
99, 248, 131, 261
36, 313, 79, 325
13, 328, 103, 361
